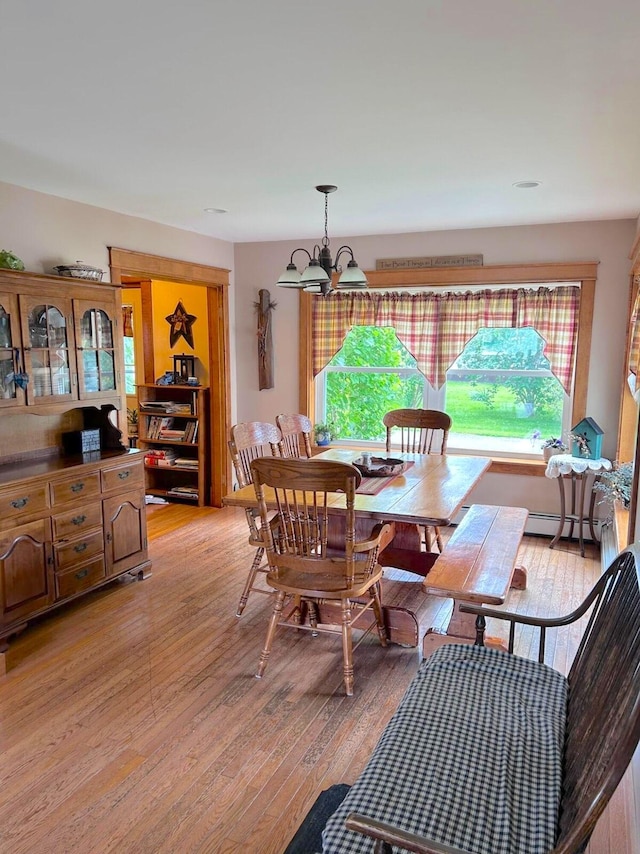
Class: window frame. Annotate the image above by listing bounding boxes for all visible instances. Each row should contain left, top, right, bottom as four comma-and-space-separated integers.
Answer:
299, 261, 598, 474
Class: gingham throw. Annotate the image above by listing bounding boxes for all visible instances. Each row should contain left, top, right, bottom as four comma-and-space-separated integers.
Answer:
322, 644, 567, 854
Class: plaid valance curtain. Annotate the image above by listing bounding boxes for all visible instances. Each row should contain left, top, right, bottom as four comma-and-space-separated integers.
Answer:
312, 286, 580, 393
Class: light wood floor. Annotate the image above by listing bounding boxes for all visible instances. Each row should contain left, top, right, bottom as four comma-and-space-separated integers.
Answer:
0, 504, 638, 853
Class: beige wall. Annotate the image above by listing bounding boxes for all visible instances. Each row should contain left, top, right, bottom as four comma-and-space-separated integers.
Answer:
234, 219, 637, 517
1, 179, 637, 518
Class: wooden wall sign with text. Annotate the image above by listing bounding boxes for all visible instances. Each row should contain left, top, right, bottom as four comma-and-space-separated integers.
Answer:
376, 254, 483, 271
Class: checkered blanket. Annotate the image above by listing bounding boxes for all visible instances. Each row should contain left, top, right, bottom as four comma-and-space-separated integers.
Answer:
322, 644, 567, 854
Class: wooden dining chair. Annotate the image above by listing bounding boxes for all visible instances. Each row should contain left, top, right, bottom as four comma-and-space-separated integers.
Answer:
228, 421, 282, 616
251, 457, 391, 696
383, 407, 452, 552
275, 413, 313, 459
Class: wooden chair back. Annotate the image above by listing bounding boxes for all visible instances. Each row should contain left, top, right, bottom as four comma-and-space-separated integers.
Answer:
250, 457, 373, 590
228, 421, 282, 487
276, 413, 313, 459
555, 546, 640, 853
383, 408, 451, 455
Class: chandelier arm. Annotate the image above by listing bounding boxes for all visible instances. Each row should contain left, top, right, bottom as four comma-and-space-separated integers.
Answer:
333, 245, 356, 271
289, 247, 313, 266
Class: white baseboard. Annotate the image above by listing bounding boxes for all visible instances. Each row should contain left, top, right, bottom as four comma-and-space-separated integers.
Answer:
454, 506, 601, 541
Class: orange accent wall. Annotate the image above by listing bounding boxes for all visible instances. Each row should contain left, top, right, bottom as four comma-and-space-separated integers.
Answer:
151, 279, 210, 385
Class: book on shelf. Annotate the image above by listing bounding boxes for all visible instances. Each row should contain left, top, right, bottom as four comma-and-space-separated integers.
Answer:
146, 415, 175, 439
158, 429, 185, 440
144, 448, 176, 464
144, 447, 176, 457
167, 486, 199, 498
141, 400, 193, 415
174, 458, 198, 468
183, 420, 199, 443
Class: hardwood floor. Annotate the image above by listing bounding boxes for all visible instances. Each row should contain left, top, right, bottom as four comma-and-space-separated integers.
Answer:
0, 504, 638, 853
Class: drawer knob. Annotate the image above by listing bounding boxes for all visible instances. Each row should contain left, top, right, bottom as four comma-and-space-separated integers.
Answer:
10, 497, 28, 509
71, 482, 85, 493
71, 515, 87, 526
118, 471, 131, 480
73, 542, 88, 553
75, 568, 89, 580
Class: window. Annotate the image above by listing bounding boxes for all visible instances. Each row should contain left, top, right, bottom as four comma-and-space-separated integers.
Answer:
123, 329, 136, 395
318, 325, 568, 457
300, 262, 597, 464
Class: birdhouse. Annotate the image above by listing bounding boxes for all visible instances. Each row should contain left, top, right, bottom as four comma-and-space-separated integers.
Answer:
570, 417, 603, 460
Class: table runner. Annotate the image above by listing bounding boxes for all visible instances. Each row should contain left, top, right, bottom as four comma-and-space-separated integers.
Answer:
355, 461, 414, 496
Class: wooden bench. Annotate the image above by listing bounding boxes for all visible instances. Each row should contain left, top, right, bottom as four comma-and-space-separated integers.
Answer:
318, 546, 640, 854
422, 503, 528, 655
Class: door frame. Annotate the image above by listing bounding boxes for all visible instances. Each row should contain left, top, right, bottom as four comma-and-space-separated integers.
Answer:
109, 247, 231, 507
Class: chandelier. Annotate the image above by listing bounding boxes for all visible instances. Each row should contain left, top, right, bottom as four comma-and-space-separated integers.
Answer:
275, 185, 368, 296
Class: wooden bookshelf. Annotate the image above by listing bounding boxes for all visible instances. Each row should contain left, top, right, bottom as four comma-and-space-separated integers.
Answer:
137, 384, 210, 506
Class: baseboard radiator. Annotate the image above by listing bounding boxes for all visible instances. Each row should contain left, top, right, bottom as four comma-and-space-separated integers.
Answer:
455, 507, 602, 542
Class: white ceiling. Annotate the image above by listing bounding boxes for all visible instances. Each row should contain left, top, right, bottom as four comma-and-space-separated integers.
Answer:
2, 0, 640, 243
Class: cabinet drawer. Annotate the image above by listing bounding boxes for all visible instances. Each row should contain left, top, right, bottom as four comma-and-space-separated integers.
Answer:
54, 529, 104, 571
50, 472, 101, 507
0, 484, 49, 522
101, 460, 144, 493
55, 556, 106, 600
52, 502, 103, 540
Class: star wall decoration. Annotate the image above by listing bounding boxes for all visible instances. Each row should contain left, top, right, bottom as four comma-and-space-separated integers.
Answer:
165, 301, 197, 349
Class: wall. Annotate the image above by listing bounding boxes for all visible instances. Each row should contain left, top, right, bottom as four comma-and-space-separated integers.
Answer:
234, 219, 637, 518
1, 179, 636, 520
150, 279, 210, 385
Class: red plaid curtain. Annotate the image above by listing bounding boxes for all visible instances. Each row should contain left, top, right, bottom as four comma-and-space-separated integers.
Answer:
312, 286, 579, 393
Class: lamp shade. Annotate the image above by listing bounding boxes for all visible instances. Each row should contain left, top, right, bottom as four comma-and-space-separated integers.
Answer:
337, 259, 368, 289
299, 259, 331, 285
276, 263, 304, 288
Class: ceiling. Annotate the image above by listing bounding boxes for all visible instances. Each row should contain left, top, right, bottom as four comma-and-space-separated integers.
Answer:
2, 0, 640, 244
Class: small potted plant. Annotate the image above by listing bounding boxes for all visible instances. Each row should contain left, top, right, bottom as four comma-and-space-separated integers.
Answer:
594, 461, 633, 510
127, 407, 139, 436
541, 436, 567, 461
314, 421, 336, 447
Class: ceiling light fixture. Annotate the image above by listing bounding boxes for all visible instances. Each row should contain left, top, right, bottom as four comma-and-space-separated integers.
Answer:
512, 181, 541, 189
204, 207, 228, 213
276, 185, 368, 296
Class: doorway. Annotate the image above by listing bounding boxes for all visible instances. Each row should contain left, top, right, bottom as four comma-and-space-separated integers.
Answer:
109, 247, 231, 507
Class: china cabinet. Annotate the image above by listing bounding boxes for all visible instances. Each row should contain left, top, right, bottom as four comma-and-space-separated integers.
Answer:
0, 269, 123, 411
0, 268, 149, 673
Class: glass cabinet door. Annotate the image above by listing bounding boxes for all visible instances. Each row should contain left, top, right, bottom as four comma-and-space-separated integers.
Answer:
0, 293, 26, 408
74, 300, 118, 399
20, 296, 77, 405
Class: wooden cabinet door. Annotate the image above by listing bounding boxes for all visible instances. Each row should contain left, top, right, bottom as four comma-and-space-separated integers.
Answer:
73, 299, 119, 401
0, 519, 53, 630
19, 294, 78, 405
0, 291, 26, 409
103, 489, 147, 576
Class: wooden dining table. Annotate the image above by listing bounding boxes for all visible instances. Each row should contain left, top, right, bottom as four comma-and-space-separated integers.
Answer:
222, 449, 492, 645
